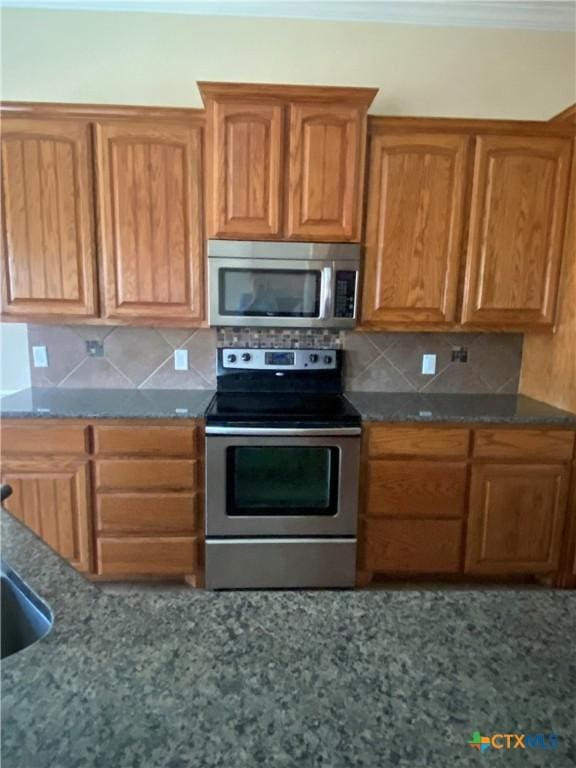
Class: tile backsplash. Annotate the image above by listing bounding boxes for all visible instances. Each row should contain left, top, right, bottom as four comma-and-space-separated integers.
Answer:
216, 328, 342, 349
27, 325, 523, 395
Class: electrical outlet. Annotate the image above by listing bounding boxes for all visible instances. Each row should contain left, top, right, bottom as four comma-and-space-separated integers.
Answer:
421, 354, 436, 375
174, 349, 188, 371
32, 346, 48, 368
451, 346, 469, 363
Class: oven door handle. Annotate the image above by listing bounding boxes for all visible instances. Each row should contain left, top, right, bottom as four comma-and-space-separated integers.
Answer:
205, 426, 361, 436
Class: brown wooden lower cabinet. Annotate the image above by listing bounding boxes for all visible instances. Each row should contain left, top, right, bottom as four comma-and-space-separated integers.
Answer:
361, 423, 576, 584
2, 457, 92, 572
465, 463, 569, 574
1, 418, 203, 583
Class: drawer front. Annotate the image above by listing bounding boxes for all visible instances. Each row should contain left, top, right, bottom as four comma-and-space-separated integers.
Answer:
368, 426, 469, 458
97, 536, 197, 576
94, 425, 196, 457
96, 493, 197, 534
364, 519, 463, 573
473, 429, 575, 461
95, 459, 196, 491
366, 461, 467, 518
2, 424, 88, 455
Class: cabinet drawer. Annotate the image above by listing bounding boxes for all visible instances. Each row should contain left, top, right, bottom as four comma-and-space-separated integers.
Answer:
97, 536, 197, 576
473, 429, 574, 461
96, 493, 197, 534
95, 459, 196, 491
94, 425, 196, 457
368, 426, 469, 458
364, 519, 463, 573
366, 461, 467, 518
2, 424, 88, 455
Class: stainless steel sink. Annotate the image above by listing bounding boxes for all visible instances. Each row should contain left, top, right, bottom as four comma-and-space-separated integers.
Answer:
1, 561, 53, 659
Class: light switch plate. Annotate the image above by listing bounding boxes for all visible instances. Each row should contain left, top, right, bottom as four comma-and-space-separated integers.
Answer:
32, 345, 48, 368
174, 349, 188, 371
422, 354, 436, 375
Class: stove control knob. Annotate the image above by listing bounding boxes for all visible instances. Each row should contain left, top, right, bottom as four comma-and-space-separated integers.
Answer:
241, 353, 251, 362
324, 355, 333, 364
226, 354, 237, 364
309, 354, 319, 363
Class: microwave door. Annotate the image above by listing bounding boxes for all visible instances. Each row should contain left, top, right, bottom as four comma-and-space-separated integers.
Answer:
209, 258, 330, 327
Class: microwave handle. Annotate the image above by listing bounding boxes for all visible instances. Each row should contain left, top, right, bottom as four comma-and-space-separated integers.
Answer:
319, 267, 334, 320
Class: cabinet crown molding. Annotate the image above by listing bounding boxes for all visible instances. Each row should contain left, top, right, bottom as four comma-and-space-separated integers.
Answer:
0, 100, 205, 122
198, 81, 378, 107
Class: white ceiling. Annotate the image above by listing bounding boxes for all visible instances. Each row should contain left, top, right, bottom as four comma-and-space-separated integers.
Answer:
2, 1, 575, 32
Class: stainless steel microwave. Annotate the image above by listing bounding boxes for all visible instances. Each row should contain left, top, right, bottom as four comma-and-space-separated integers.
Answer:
207, 240, 360, 328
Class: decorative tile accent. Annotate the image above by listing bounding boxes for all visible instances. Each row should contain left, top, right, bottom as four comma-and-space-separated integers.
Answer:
216, 327, 342, 349
27, 325, 522, 395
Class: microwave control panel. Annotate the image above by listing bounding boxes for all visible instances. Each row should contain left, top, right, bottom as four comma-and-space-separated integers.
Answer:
334, 271, 357, 318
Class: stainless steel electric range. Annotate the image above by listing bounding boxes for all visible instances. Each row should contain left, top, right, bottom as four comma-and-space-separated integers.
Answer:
204, 348, 361, 589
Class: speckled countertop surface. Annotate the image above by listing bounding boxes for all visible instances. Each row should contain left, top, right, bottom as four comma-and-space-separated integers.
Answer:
2, 510, 576, 768
0, 387, 214, 419
2, 388, 576, 427
345, 392, 576, 426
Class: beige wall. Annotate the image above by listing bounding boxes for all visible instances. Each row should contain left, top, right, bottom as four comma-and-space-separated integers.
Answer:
1, 8, 574, 119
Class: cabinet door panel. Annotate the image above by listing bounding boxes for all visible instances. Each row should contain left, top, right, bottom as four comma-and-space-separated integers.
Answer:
287, 103, 364, 241
2, 459, 92, 572
465, 464, 569, 574
207, 102, 283, 237
462, 135, 571, 327
362, 134, 469, 325
1, 118, 97, 318
96, 121, 204, 323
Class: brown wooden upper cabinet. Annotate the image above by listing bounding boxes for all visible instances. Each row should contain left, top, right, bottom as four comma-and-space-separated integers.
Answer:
362, 133, 470, 325
1, 116, 98, 319
199, 82, 377, 242
95, 119, 205, 323
462, 134, 572, 328
362, 122, 573, 331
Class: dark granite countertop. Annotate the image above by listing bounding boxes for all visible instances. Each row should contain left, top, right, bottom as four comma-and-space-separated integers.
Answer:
2, 509, 576, 768
2, 388, 576, 428
345, 392, 576, 426
0, 387, 214, 420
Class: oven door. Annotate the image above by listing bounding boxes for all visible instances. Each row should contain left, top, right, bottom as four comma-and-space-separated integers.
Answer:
205, 429, 360, 537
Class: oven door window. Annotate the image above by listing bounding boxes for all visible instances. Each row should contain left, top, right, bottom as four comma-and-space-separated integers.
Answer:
219, 269, 321, 318
227, 446, 339, 516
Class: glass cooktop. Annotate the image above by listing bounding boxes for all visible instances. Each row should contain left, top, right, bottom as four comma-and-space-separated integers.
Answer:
205, 392, 361, 428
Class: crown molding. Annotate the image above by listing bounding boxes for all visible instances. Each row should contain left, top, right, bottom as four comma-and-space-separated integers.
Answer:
2, 1, 575, 32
